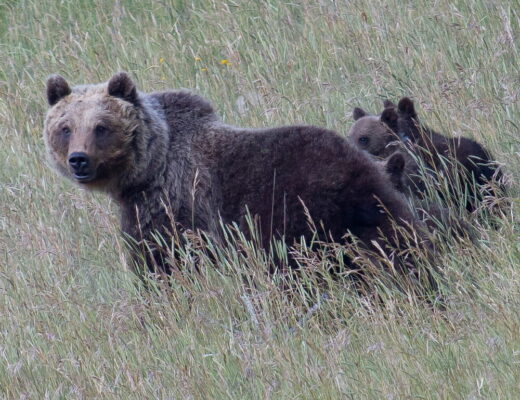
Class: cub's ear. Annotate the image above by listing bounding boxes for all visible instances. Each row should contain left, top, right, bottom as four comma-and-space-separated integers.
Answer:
107, 72, 138, 104
383, 99, 396, 109
352, 107, 368, 120
380, 107, 398, 132
385, 152, 405, 177
46, 74, 72, 106
397, 97, 416, 117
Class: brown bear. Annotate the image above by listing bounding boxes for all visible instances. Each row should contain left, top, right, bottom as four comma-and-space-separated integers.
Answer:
43, 72, 426, 277
396, 97, 504, 212
348, 99, 504, 212
349, 107, 427, 197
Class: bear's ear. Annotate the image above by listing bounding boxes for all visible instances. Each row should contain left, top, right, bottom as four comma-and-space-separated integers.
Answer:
397, 97, 416, 117
46, 74, 72, 106
353, 107, 368, 120
385, 152, 405, 177
383, 99, 396, 109
107, 72, 138, 104
380, 107, 398, 132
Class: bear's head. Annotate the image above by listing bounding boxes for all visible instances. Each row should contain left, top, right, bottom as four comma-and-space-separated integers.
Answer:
43, 72, 143, 192
347, 104, 400, 158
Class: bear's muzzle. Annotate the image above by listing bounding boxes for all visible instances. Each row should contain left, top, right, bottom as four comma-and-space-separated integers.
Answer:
68, 152, 95, 182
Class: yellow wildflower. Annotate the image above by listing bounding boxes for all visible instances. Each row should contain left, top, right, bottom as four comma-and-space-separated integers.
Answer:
194, 57, 202, 62
200, 68, 208, 72
220, 59, 231, 65
159, 57, 165, 63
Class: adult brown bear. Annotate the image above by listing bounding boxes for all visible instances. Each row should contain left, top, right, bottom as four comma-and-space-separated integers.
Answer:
43, 72, 424, 277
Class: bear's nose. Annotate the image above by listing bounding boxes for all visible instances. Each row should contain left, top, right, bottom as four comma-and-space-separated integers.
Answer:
68, 152, 91, 175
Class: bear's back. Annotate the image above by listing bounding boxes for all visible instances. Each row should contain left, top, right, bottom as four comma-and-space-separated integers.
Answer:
209, 125, 407, 246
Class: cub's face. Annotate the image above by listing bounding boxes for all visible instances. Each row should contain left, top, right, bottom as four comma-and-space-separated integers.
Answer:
43, 73, 139, 190
347, 107, 400, 158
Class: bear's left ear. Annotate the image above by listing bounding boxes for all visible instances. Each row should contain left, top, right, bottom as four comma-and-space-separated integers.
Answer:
107, 72, 138, 104
380, 107, 398, 132
46, 74, 72, 106
352, 107, 368, 120
397, 97, 416, 117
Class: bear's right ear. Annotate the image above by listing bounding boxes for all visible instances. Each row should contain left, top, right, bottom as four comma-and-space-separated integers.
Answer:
397, 97, 416, 117
352, 107, 368, 120
46, 74, 72, 106
107, 72, 138, 104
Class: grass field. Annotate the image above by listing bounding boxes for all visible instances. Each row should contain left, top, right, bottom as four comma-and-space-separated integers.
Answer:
1, 0, 519, 398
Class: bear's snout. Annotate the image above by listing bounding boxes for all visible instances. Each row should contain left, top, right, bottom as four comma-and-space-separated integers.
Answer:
68, 152, 94, 182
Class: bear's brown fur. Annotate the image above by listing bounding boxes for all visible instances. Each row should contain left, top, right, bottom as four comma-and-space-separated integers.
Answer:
44, 72, 425, 276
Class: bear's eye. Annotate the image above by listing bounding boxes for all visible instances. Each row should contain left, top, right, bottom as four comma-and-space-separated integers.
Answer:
61, 127, 71, 138
358, 136, 369, 145
95, 125, 108, 136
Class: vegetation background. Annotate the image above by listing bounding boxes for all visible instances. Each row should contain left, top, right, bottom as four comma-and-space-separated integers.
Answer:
0, 0, 518, 398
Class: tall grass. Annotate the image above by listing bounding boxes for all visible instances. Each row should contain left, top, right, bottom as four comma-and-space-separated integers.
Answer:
0, 0, 518, 398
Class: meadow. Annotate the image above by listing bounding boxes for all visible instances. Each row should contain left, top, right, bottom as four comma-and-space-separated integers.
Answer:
0, 0, 519, 398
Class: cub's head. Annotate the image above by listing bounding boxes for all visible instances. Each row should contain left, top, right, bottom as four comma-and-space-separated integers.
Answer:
43, 72, 141, 191
348, 105, 400, 157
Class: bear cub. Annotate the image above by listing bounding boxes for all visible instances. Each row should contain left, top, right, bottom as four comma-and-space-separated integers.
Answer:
348, 98, 504, 212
